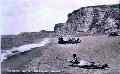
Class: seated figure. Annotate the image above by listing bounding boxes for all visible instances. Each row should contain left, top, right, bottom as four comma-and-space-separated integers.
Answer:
58, 37, 64, 44
70, 54, 80, 64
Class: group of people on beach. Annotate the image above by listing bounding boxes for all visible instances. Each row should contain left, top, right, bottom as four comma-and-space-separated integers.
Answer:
58, 37, 81, 44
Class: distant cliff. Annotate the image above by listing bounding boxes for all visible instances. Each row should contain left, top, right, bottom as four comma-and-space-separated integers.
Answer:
54, 4, 120, 36
1, 30, 55, 50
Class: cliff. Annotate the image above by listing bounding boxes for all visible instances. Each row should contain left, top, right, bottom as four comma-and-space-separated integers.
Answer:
54, 4, 120, 36
1, 30, 55, 50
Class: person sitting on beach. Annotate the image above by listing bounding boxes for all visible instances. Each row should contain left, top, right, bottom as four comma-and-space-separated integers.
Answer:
70, 54, 80, 64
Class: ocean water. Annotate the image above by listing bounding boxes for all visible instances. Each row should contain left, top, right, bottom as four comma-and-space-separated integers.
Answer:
0, 38, 50, 62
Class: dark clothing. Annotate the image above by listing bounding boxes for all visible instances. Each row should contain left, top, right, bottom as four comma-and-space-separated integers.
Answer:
71, 54, 80, 64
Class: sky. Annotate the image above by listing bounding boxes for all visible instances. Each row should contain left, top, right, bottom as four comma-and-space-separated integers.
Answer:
0, 0, 119, 35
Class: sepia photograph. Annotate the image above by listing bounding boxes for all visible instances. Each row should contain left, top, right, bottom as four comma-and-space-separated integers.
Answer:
0, 0, 120, 74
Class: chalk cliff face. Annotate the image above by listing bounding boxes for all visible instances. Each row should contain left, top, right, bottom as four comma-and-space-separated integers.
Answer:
54, 4, 120, 35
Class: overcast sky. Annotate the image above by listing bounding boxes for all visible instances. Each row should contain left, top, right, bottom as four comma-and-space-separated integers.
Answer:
0, 0, 119, 35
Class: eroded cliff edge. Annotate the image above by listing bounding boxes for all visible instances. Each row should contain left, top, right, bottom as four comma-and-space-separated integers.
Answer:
54, 4, 120, 36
